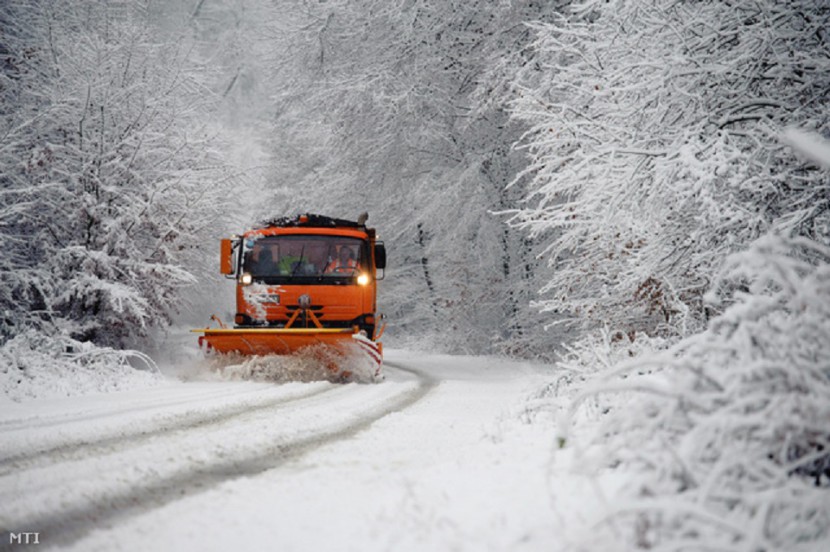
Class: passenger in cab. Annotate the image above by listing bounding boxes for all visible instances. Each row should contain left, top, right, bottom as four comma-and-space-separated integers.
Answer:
325, 246, 357, 274
253, 248, 278, 275
278, 241, 305, 274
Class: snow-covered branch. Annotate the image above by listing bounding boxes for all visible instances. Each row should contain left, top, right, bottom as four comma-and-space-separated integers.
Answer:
509, 0, 830, 339
562, 234, 830, 550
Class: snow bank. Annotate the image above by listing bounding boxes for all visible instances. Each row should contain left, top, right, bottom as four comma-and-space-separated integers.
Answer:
0, 331, 162, 403
558, 234, 830, 550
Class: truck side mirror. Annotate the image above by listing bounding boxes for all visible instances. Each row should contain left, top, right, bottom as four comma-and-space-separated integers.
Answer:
220, 239, 235, 275
374, 242, 386, 277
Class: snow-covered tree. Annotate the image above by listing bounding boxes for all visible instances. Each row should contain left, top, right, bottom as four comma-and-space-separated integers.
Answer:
510, 0, 830, 338
252, 0, 568, 355
0, 1, 230, 348
516, 4, 830, 547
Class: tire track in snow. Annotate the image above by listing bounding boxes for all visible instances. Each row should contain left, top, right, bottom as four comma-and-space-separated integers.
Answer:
0, 382, 335, 474
0, 383, 266, 432
0, 363, 437, 550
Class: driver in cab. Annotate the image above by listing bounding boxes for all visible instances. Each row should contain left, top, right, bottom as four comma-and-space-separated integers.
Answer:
325, 246, 357, 274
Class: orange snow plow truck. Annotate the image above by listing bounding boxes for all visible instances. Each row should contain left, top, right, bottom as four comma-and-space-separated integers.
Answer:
193, 213, 386, 376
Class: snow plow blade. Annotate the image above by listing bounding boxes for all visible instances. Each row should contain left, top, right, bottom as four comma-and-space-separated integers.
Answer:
191, 326, 383, 374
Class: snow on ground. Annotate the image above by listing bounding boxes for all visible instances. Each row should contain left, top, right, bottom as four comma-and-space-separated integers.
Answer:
1, 348, 615, 552
0, 333, 164, 405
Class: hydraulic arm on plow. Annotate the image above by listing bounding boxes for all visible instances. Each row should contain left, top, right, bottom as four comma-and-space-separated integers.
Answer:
193, 214, 387, 376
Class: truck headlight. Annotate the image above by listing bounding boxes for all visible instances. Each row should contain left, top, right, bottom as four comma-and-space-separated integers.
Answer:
240, 272, 253, 285
357, 273, 370, 286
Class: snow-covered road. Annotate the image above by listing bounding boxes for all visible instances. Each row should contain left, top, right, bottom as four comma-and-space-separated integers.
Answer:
1, 350, 588, 551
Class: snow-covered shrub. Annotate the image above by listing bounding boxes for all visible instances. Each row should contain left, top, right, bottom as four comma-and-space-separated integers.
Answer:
0, 331, 160, 403
509, 0, 830, 338
563, 234, 830, 550
521, 327, 668, 437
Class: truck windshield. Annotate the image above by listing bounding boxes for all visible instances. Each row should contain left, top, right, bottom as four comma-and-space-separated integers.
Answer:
241, 235, 367, 283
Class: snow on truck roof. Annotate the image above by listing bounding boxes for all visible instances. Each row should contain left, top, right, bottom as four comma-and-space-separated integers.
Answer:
259, 214, 368, 230
245, 214, 376, 239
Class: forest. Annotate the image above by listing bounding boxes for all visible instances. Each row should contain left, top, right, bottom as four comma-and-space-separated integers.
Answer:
1, 0, 828, 549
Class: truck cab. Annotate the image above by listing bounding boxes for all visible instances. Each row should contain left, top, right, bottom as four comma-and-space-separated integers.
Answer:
221, 214, 386, 340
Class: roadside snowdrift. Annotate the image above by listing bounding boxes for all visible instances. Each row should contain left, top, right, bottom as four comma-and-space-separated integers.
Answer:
0, 332, 162, 403
558, 235, 830, 550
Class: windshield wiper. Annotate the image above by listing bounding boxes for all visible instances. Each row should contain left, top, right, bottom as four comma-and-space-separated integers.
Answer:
290, 245, 307, 278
